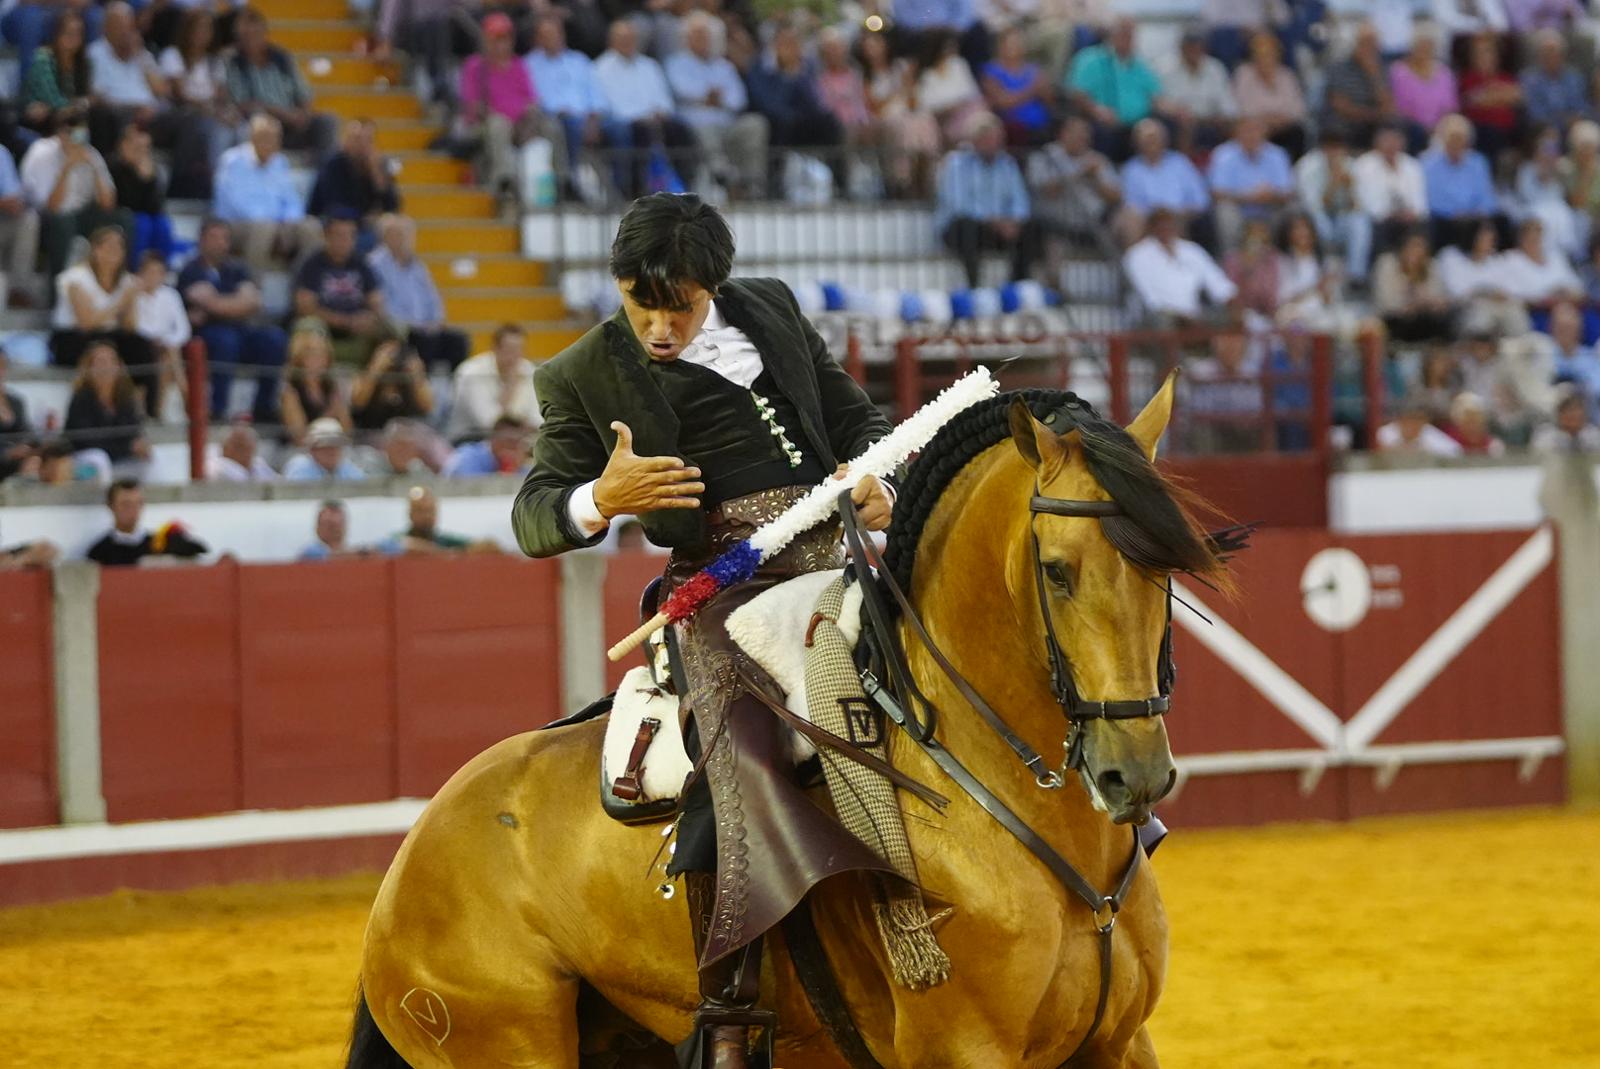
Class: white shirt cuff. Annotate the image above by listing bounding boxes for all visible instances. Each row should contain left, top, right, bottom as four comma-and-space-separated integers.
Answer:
567, 480, 610, 538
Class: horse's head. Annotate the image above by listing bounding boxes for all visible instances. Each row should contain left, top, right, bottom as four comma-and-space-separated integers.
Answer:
1005, 377, 1227, 826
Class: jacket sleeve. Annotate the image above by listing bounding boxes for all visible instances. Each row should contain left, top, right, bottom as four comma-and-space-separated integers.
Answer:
788, 282, 892, 465
512, 360, 611, 558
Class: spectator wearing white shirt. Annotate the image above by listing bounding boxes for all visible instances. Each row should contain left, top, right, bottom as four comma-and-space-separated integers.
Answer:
1124, 208, 1240, 326
1378, 396, 1465, 457
665, 13, 768, 199
207, 422, 279, 481
0, 142, 43, 309
157, 10, 235, 174
1295, 127, 1372, 283
1158, 26, 1237, 154
447, 323, 542, 443
131, 250, 189, 419
1532, 385, 1600, 453
21, 109, 129, 279
1501, 217, 1582, 309
212, 115, 322, 271
1353, 122, 1427, 255
594, 20, 698, 198
524, 15, 615, 192
1438, 220, 1530, 337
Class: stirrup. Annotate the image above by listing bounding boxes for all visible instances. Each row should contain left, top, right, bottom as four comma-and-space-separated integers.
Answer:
692, 1005, 777, 1068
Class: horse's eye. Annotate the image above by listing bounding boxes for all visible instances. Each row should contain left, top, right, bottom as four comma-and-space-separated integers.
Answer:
1043, 561, 1074, 594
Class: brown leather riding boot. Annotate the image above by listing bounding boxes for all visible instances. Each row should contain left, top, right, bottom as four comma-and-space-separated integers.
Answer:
683, 872, 773, 1069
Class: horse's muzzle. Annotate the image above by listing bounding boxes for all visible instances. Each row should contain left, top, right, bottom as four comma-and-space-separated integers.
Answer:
1096, 765, 1177, 825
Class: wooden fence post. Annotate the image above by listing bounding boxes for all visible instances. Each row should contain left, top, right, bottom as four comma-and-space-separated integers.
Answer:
1539, 455, 1600, 804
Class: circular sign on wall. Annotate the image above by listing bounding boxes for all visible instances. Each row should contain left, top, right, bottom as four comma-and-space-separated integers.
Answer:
1300, 548, 1373, 632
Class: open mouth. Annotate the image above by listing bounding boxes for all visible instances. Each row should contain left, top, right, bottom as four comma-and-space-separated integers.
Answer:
645, 340, 677, 358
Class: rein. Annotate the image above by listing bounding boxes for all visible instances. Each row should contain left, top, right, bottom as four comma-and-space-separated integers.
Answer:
839, 487, 1170, 1067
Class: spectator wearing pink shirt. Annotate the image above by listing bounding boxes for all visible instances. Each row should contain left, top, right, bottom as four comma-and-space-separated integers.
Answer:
457, 12, 568, 199
1389, 28, 1458, 150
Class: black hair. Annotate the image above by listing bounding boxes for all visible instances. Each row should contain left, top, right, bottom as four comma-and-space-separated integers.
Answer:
1275, 211, 1321, 258
138, 250, 166, 271
107, 477, 141, 506
609, 193, 734, 310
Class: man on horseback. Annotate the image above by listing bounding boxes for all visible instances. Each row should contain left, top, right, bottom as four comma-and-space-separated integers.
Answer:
513, 192, 898, 1068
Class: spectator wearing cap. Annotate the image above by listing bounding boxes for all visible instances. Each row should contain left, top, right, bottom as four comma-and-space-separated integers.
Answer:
307, 118, 401, 234
1065, 16, 1167, 159
1123, 207, 1239, 326
666, 13, 769, 199
1158, 25, 1236, 155
20, 108, 128, 280
1231, 31, 1307, 159
368, 214, 468, 373
1520, 30, 1586, 132
1501, 218, 1582, 310
1459, 32, 1522, 164
178, 219, 288, 425
1354, 122, 1426, 256
934, 112, 1042, 288
1377, 395, 1465, 457
1421, 114, 1499, 252
594, 20, 696, 199
213, 115, 323, 271
207, 421, 279, 481
1323, 23, 1395, 149
1207, 116, 1294, 252
447, 323, 540, 442
1533, 385, 1600, 452
443, 416, 533, 477
1116, 119, 1211, 248
283, 416, 367, 480
525, 15, 614, 191
0, 142, 43, 309
226, 6, 338, 158
1295, 127, 1372, 284
459, 12, 571, 201
85, 478, 210, 566
293, 213, 396, 368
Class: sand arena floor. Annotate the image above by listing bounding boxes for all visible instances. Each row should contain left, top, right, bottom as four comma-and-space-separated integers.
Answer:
4, 807, 1597, 1068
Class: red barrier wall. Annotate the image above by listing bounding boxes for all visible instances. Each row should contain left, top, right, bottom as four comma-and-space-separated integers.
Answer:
0, 570, 57, 829
602, 552, 670, 691
95, 555, 564, 823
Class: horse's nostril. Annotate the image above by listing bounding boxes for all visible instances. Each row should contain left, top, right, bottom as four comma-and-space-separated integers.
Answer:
1156, 768, 1177, 802
1096, 770, 1127, 798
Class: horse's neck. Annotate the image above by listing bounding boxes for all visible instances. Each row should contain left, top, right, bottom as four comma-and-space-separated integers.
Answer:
892, 448, 1119, 874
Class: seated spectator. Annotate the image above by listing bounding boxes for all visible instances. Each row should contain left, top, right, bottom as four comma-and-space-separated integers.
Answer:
212, 115, 322, 271
981, 27, 1055, 148
1158, 25, 1236, 155
1208, 117, 1294, 252
1389, 27, 1457, 143
64, 340, 150, 471
916, 30, 985, 148
457, 13, 566, 202
1029, 114, 1120, 281
299, 498, 375, 559
226, 6, 336, 158
666, 12, 769, 200
1276, 212, 1371, 339
1421, 114, 1499, 251
1183, 329, 1263, 454
0, 347, 38, 482
178, 219, 287, 424
307, 118, 400, 233
86, 477, 209, 566
1520, 30, 1585, 133
0, 142, 43, 309
1433, 0, 1508, 39
1458, 32, 1522, 163
1115, 119, 1211, 247
857, 30, 941, 198
19, 12, 91, 139
283, 416, 366, 480
1561, 120, 1600, 230
1377, 395, 1465, 457
207, 420, 278, 481
151, 7, 229, 194
1124, 207, 1239, 326
1198, 0, 1286, 67
447, 323, 539, 442
1374, 229, 1452, 343
350, 338, 435, 436
1224, 218, 1280, 320
1323, 23, 1395, 149
1545, 300, 1600, 412
107, 124, 172, 265
1443, 391, 1505, 455
595, 19, 697, 198
389, 484, 492, 553
1065, 16, 1165, 159
442, 415, 533, 477
367, 214, 467, 372
357, 416, 441, 478
279, 324, 350, 445
1231, 30, 1306, 158
1354, 122, 1427, 255
1504, 0, 1582, 32
1516, 125, 1586, 261
524, 14, 613, 199
1295, 127, 1372, 285
293, 213, 395, 367
20, 108, 129, 279
370, 0, 476, 103
131, 250, 188, 420
934, 113, 1042, 288
1414, 343, 1464, 421
1440, 221, 1530, 337
51, 225, 156, 412
1502, 218, 1582, 309
1532, 384, 1600, 452
750, 24, 845, 176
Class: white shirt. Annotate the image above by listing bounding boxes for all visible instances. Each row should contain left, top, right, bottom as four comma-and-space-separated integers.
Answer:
1156, 55, 1238, 122
1500, 249, 1582, 303
447, 351, 541, 441
53, 263, 135, 330
158, 47, 222, 106
1123, 237, 1238, 318
20, 137, 114, 214
1377, 421, 1464, 457
207, 451, 278, 481
134, 285, 191, 348
88, 38, 162, 107
594, 50, 675, 123
1438, 248, 1511, 300
1353, 150, 1427, 220
1432, 0, 1508, 34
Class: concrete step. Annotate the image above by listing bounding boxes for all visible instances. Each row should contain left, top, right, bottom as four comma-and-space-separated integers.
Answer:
416, 221, 519, 254
401, 186, 496, 219
443, 289, 565, 323
317, 88, 422, 121
373, 122, 438, 153
426, 255, 546, 289
392, 153, 470, 185
254, 0, 351, 19
272, 20, 366, 53
300, 54, 400, 90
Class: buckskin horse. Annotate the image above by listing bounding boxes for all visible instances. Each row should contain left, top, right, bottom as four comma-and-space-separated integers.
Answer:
345, 376, 1234, 1068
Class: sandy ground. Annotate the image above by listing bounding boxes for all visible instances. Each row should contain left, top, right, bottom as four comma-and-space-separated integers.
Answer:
3, 807, 1597, 1068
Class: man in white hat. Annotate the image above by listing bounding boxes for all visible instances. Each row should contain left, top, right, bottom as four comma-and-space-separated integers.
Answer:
283, 416, 367, 481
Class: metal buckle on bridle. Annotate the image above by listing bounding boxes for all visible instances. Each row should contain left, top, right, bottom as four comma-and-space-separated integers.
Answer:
1091, 895, 1119, 933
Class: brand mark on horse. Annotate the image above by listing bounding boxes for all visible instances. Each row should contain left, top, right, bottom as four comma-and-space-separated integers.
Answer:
400, 987, 451, 1046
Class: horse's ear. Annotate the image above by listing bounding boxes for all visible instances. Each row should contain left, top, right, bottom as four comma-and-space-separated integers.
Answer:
1126, 371, 1178, 461
1008, 396, 1067, 475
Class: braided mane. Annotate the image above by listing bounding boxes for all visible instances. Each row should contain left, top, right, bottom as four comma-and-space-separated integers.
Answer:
882, 390, 1231, 599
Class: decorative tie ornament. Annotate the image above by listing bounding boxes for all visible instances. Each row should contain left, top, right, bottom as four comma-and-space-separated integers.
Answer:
606, 368, 1000, 662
